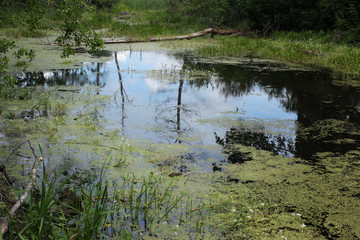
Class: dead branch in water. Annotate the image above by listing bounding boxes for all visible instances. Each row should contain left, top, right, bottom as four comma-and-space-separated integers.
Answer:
104, 28, 241, 44
0, 140, 43, 236
0, 165, 12, 186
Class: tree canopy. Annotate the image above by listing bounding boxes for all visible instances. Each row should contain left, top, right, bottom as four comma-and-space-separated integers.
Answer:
167, 0, 360, 43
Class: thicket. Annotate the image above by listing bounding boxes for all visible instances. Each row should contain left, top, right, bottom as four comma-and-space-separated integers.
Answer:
166, 0, 360, 44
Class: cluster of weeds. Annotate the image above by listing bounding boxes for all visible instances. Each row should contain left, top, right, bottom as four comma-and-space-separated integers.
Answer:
52, 102, 67, 117
113, 137, 132, 168
115, 172, 184, 230
2, 156, 188, 239
81, 107, 101, 132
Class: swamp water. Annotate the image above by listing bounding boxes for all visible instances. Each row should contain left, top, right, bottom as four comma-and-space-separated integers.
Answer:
1, 49, 360, 239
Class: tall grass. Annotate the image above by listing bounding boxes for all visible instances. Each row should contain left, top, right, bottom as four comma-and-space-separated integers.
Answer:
121, 0, 167, 10
105, 11, 204, 38
194, 32, 360, 76
114, 172, 185, 231
15, 162, 70, 239
89, 11, 114, 29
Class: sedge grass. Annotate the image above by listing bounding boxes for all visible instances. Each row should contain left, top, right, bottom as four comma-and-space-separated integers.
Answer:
194, 33, 360, 77
113, 172, 185, 233
104, 10, 204, 38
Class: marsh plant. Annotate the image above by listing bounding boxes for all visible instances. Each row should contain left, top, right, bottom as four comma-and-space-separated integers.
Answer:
114, 138, 132, 168
111, 172, 185, 236
52, 102, 67, 117
4, 159, 188, 239
81, 107, 101, 131
6, 163, 113, 239
13, 162, 70, 239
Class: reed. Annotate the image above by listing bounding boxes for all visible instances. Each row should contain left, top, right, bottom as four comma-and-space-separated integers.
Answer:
113, 172, 185, 233
16, 162, 70, 239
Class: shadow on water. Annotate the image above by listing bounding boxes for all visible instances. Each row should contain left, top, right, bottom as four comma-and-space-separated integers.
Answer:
16, 51, 360, 163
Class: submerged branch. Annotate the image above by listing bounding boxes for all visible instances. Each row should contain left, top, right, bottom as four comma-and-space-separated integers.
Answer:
0, 140, 43, 235
104, 28, 240, 44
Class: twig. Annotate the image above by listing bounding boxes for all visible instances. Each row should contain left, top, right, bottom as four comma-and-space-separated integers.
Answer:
0, 140, 43, 235
0, 165, 12, 186
64, 141, 119, 151
189, 203, 222, 212
6, 139, 31, 162
183, 168, 210, 177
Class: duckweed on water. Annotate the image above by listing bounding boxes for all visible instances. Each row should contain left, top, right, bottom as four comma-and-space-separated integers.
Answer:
222, 146, 360, 239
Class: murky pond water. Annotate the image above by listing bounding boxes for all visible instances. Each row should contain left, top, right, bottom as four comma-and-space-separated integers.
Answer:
3, 49, 360, 239
16, 50, 360, 161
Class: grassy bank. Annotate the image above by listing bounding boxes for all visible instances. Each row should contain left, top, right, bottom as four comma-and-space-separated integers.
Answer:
187, 32, 360, 77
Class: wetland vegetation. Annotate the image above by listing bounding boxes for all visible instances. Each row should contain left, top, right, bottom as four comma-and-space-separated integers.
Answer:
1, 0, 360, 239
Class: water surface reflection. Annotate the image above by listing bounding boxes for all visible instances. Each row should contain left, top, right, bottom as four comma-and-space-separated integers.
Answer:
18, 51, 360, 161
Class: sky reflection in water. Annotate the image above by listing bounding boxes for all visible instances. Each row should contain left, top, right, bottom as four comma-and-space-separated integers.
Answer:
33, 50, 360, 161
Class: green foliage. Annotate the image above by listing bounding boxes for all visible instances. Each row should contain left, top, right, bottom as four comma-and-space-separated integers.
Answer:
54, 0, 104, 57
1, 38, 36, 97
26, 0, 44, 32
13, 47, 35, 62
167, 0, 360, 43
166, 0, 228, 27
0, 40, 14, 86
0, 39, 17, 89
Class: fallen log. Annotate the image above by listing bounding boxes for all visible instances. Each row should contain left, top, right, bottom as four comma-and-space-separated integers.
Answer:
104, 27, 240, 44
0, 140, 43, 235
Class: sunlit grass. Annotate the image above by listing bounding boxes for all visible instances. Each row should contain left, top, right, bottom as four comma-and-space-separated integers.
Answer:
194, 33, 360, 76
103, 10, 204, 38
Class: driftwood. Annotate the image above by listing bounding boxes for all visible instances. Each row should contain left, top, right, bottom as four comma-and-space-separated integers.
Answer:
0, 140, 43, 235
104, 28, 240, 44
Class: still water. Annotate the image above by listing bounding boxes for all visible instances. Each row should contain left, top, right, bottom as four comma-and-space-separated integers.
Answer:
17, 50, 360, 163
11, 49, 360, 238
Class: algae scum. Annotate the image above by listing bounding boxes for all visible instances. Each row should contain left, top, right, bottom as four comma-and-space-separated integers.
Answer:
1, 49, 360, 239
